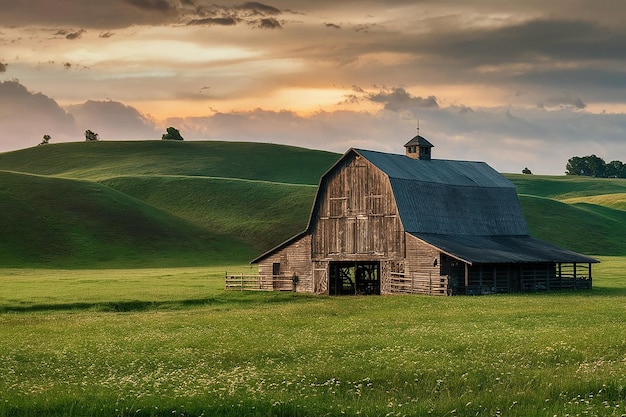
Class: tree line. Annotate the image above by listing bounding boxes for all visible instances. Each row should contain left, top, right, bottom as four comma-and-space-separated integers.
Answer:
566, 155, 626, 178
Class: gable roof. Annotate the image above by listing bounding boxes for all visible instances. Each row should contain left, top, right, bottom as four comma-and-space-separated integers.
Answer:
354, 149, 528, 236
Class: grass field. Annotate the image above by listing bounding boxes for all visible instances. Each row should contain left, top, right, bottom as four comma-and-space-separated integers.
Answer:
1, 141, 626, 416
0, 258, 624, 417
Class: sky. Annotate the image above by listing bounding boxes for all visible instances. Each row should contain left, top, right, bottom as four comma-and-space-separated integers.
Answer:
2, 0, 626, 174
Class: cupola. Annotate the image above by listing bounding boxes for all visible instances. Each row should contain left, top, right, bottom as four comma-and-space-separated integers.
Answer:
404, 134, 433, 160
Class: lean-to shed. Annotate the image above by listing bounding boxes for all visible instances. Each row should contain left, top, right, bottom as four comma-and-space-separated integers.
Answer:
250, 137, 598, 295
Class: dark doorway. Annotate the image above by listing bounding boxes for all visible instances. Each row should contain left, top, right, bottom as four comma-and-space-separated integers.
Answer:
329, 262, 380, 295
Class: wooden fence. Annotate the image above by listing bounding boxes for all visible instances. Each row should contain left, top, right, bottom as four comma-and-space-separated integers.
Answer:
389, 272, 449, 295
225, 274, 295, 291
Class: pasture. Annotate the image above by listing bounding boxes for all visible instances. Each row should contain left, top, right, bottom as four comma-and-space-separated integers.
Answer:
1, 141, 626, 416
1, 259, 624, 417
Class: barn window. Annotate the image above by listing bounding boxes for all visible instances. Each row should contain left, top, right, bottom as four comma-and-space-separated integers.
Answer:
272, 263, 280, 276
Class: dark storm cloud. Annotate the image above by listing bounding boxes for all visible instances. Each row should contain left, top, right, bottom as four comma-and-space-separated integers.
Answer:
99, 31, 114, 38
368, 88, 438, 112
324, 23, 341, 29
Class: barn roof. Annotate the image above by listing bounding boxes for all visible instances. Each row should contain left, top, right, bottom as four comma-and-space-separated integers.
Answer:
353, 149, 528, 236
412, 233, 598, 265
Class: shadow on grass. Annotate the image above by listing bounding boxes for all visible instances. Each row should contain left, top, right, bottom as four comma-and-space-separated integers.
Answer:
0, 291, 312, 313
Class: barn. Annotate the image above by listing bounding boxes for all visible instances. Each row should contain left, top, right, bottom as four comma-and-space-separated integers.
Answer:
246, 136, 598, 295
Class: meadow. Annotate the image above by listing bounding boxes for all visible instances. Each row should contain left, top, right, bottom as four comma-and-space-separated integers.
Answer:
1, 141, 626, 416
0, 259, 625, 417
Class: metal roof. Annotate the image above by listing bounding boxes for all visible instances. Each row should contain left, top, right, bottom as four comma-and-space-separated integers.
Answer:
411, 233, 599, 264
354, 149, 528, 236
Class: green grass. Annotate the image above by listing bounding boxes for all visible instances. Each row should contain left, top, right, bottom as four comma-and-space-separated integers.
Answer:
0, 171, 253, 268
99, 175, 317, 251
505, 173, 626, 199
0, 141, 339, 183
0, 141, 337, 267
0, 258, 624, 416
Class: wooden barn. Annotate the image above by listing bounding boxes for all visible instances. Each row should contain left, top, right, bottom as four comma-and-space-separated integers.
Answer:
243, 136, 598, 296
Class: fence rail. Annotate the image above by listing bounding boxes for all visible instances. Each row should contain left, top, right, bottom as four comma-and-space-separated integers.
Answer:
225, 274, 294, 291
389, 272, 449, 295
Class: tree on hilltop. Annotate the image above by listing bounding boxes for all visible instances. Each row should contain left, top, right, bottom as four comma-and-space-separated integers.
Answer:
162, 126, 184, 141
85, 130, 99, 141
522, 167, 532, 175
565, 154, 626, 178
39, 134, 51, 145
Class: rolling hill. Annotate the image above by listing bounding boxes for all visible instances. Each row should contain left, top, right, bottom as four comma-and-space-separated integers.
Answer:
1, 140, 626, 268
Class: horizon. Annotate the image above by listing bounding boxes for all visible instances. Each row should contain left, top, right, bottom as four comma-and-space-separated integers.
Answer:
2, 0, 626, 175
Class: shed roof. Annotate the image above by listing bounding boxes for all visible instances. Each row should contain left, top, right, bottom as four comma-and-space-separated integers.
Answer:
412, 233, 598, 264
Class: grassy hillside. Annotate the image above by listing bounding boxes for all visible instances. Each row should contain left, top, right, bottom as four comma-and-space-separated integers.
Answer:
1, 141, 626, 267
0, 140, 339, 183
0, 171, 254, 268
505, 173, 626, 199
507, 173, 626, 255
0, 141, 339, 267
100, 175, 317, 250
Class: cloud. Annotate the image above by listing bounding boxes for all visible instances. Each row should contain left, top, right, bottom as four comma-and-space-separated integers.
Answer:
123, 0, 174, 12
251, 17, 282, 29
65, 29, 85, 40
539, 94, 587, 110
99, 31, 114, 38
0, 81, 159, 151
0, 62, 6, 72
188, 17, 238, 26
0, 80, 77, 149
65, 100, 159, 140
236, 2, 281, 15
185, 2, 283, 28
324, 23, 341, 29
367, 87, 439, 112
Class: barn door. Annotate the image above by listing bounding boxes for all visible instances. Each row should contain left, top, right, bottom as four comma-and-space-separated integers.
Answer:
329, 261, 380, 295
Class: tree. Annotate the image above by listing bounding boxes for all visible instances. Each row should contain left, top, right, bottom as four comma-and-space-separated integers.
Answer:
522, 167, 532, 175
565, 155, 606, 177
85, 130, 99, 141
161, 126, 184, 141
605, 160, 626, 178
39, 134, 51, 145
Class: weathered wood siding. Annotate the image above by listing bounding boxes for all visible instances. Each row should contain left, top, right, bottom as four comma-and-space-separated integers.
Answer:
405, 234, 442, 278
257, 235, 313, 293
311, 154, 404, 261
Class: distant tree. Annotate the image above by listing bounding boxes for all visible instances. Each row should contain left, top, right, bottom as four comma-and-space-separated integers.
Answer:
39, 134, 51, 145
161, 126, 184, 141
565, 155, 606, 177
85, 130, 99, 141
605, 160, 626, 178
522, 167, 532, 175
